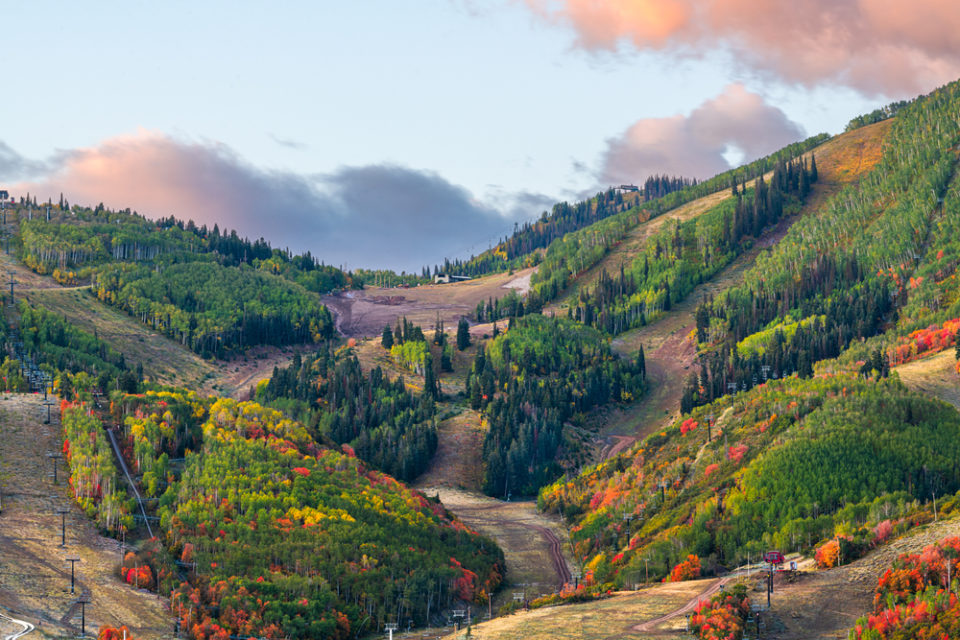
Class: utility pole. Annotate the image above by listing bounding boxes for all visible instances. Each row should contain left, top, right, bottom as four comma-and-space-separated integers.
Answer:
384, 623, 398, 640
65, 556, 81, 593
43, 398, 55, 424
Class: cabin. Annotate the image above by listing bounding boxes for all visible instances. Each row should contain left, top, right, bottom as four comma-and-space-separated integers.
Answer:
616, 184, 639, 192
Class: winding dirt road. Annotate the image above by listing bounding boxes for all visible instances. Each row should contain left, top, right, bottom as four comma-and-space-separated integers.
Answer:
631, 578, 723, 633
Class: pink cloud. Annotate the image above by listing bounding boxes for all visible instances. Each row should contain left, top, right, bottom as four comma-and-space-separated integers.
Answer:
599, 84, 805, 184
9, 132, 519, 271
524, 0, 960, 95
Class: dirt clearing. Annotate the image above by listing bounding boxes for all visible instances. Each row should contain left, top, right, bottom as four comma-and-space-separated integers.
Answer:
322, 268, 536, 338
767, 516, 960, 639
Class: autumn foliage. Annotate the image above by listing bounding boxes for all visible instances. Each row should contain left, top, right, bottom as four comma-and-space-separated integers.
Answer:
98, 626, 135, 640
689, 583, 750, 640
849, 537, 960, 639
668, 555, 701, 582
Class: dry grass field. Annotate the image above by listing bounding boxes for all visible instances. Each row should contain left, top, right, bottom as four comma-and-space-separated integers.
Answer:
431, 578, 717, 640
0, 395, 173, 638
894, 350, 960, 411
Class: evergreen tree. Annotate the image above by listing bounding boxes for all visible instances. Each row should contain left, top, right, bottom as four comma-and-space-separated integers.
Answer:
381, 325, 394, 349
457, 317, 471, 350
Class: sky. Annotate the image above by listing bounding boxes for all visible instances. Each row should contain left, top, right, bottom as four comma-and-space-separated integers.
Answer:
3, 0, 959, 271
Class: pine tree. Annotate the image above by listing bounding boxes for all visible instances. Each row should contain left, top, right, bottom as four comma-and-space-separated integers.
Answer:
381, 325, 394, 349
423, 352, 440, 399
457, 317, 471, 351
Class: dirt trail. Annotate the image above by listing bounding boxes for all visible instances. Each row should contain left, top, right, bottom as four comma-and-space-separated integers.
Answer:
0, 394, 173, 638
440, 578, 716, 640
414, 485, 576, 603
631, 578, 722, 633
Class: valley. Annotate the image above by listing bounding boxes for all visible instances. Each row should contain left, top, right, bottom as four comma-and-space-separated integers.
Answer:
2, 83, 960, 640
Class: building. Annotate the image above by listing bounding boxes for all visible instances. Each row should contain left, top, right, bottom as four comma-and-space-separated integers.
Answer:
433, 273, 472, 284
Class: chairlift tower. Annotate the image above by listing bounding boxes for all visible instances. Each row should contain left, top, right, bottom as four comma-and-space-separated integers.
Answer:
384, 622, 398, 640
65, 555, 81, 592
47, 451, 63, 483
6, 270, 15, 306
77, 593, 91, 637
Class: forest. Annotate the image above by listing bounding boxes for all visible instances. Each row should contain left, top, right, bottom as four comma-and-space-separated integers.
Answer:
157, 398, 503, 640
92, 260, 334, 357
682, 78, 960, 409
571, 157, 817, 335
470, 315, 646, 497
848, 536, 960, 638
441, 134, 828, 282
538, 373, 960, 589
256, 349, 439, 482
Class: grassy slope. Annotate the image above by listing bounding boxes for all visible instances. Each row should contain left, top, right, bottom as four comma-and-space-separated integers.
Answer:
3, 246, 307, 397
0, 395, 172, 638
585, 120, 894, 457
439, 578, 715, 640
894, 351, 960, 410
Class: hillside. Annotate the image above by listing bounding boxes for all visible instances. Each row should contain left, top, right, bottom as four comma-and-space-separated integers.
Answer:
0, 395, 172, 638
5, 77, 960, 640
593, 119, 893, 455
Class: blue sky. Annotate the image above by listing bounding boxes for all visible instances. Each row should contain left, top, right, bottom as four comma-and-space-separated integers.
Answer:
3, 1, 953, 270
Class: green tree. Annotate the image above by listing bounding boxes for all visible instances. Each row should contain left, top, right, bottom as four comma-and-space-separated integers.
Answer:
456, 317, 471, 351
382, 325, 394, 349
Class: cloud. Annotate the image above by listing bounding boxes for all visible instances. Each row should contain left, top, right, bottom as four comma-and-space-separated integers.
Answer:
268, 134, 308, 151
6, 132, 520, 272
598, 84, 805, 184
522, 0, 960, 96
0, 142, 48, 180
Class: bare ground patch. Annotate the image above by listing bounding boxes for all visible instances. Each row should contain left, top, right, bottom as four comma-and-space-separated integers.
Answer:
767, 516, 960, 640
322, 268, 536, 339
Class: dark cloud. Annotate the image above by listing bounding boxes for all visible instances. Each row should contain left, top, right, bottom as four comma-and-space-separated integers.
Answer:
0, 142, 48, 180
10, 132, 521, 272
598, 84, 805, 184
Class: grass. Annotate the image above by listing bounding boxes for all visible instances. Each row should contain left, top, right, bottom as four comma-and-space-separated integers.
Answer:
437, 579, 713, 640
894, 350, 960, 410
0, 394, 173, 638
24, 287, 217, 389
